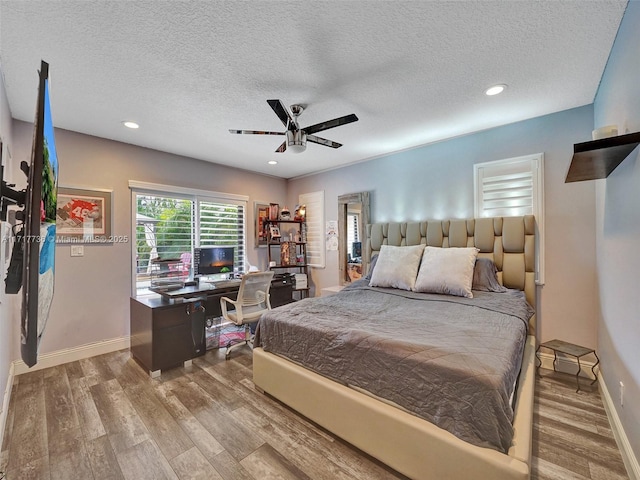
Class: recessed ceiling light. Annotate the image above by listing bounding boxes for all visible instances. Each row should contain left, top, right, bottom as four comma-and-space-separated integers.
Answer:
122, 121, 139, 129
485, 84, 507, 96
268, 160, 278, 165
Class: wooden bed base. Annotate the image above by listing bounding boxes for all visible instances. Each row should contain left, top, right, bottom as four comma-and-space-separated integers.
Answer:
253, 334, 535, 480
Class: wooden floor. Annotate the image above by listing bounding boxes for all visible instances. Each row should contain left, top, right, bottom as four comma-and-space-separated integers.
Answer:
0, 347, 629, 480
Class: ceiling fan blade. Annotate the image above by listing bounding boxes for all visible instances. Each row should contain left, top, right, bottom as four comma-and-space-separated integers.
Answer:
229, 129, 284, 135
275, 141, 287, 153
267, 99, 295, 130
303, 113, 358, 135
307, 135, 342, 149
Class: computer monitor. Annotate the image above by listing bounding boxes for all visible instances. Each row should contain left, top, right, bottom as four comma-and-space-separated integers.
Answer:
351, 241, 362, 259
194, 246, 234, 276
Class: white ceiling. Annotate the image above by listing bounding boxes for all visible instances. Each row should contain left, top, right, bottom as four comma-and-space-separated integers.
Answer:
0, 1, 628, 179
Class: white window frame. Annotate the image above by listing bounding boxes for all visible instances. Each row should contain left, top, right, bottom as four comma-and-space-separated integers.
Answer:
474, 153, 545, 285
299, 190, 325, 268
129, 181, 248, 295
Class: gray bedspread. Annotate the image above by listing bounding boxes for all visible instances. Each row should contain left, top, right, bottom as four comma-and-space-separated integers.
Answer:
255, 281, 533, 452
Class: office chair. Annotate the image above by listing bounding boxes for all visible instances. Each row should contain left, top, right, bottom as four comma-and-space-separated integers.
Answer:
220, 271, 274, 359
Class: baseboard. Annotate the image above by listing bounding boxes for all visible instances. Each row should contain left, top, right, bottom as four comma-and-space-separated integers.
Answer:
0, 362, 15, 455
13, 336, 130, 376
599, 372, 640, 480
537, 350, 599, 379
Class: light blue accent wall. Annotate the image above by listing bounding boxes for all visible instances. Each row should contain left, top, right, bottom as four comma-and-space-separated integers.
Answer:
593, 0, 640, 466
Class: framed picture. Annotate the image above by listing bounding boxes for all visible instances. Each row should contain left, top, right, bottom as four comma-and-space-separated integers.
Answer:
269, 203, 279, 221
255, 202, 270, 248
269, 225, 281, 239
56, 187, 113, 243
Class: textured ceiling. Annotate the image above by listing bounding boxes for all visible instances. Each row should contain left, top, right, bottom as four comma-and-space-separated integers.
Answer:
0, 1, 628, 179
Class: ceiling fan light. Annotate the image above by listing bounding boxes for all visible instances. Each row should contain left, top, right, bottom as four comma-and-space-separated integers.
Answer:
286, 130, 307, 153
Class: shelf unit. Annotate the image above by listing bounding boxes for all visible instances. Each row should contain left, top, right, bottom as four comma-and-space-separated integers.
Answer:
565, 131, 640, 183
265, 219, 309, 299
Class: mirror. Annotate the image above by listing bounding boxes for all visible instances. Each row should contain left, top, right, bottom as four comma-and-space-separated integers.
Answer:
338, 191, 370, 285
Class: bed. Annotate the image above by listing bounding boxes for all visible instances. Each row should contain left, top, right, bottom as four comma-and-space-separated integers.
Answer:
253, 215, 536, 480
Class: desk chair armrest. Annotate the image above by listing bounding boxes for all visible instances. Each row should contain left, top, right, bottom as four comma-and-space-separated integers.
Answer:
220, 296, 240, 321
264, 292, 272, 311
254, 291, 272, 311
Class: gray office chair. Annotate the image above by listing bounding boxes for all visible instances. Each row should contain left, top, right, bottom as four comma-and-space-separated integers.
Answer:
220, 271, 274, 359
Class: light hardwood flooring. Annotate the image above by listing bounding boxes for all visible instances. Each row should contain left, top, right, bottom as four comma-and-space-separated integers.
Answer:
0, 347, 629, 479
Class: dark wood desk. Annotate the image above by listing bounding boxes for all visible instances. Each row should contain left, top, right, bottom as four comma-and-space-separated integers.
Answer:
130, 279, 293, 376
151, 280, 240, 299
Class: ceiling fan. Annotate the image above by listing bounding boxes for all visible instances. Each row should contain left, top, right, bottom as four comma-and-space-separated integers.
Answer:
229, 99, 358, 153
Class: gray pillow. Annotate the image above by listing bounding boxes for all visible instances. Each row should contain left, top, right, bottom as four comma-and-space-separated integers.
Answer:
414, 246, 479, 298
369, 244, 426, 291
472, 257, 507, 292
364, 254, 379, 281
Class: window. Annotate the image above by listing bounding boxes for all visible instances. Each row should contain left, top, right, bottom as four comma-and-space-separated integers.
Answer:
474, 153, 544, 285
130, 181, 247, 295
299, 190, 325, 268
347, 211, 360, 260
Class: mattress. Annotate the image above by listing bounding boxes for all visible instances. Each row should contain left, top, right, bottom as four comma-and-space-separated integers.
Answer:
254, 281, 533, 452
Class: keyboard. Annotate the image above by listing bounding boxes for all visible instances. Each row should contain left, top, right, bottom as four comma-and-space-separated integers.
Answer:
210, 279, 242, 289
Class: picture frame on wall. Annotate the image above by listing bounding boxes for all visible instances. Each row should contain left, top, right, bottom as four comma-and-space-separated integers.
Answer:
56, 187, 113, 243
255, 202, 270, 248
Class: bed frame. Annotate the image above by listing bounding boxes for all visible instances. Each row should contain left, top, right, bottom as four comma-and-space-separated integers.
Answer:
253, 215, 536, 480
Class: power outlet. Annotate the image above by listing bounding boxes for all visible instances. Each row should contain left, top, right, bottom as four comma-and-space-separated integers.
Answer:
70, 245, 84, 257
620, 381, 625, 407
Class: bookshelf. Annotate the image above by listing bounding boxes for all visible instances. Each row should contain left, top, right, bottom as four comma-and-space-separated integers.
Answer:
265, 219, 309, 299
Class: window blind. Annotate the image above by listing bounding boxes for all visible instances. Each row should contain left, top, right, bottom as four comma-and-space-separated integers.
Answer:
347, 213, 359, 245
299, 190, 325, 268
130, 182, 248, 295
474, 153, 545, 285
477, 171, 533, 217
135, 194, 193, 278
197, 199, 246, 274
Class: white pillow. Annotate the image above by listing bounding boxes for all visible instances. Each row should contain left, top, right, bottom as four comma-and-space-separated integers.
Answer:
369, 244, 426, 291
414, 246, 479, 298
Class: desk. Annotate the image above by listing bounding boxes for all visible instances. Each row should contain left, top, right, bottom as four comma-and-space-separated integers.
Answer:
150, 279, 241, 299
131, 290, 235, 377
131, 279, 293, 376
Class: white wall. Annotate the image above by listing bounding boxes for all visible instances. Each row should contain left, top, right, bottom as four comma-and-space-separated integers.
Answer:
288, 105, 598, 348
0, 61, 17, 442
593, 0, 640, 463
10, 121, 287, 358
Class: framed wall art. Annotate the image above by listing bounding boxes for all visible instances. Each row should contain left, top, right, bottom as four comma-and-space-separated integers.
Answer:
255, 202, 270, 247
56, 187, 113, 243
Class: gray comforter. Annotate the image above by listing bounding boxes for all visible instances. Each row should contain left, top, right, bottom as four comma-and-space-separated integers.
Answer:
254, 281, 533, 452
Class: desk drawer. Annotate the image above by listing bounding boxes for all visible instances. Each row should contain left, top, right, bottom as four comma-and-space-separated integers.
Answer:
153, 324, 193, 370
153, 305, 189, 330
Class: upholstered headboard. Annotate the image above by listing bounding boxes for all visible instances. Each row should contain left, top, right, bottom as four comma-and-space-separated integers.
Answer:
366, 215, 536, 332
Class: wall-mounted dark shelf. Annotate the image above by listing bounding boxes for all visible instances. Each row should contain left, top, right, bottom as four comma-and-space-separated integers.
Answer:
565, 131, 640, 183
